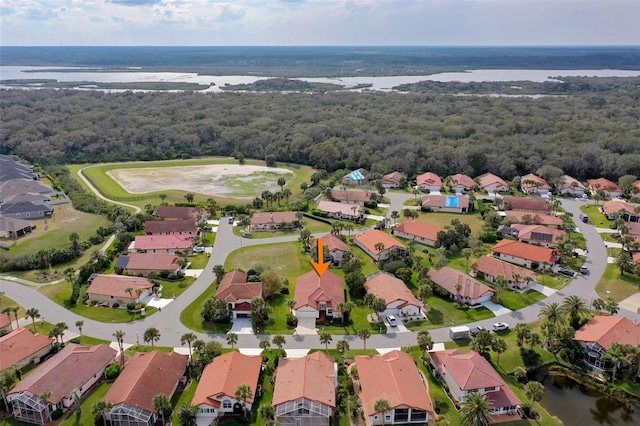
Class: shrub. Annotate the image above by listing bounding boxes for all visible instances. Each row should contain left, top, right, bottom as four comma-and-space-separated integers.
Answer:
51, 409, 63, 420
111, 303, 120, 308
280, 287, 290, 295
286, 313, 298, 326
105, 363, 121, 380
126, 302, 136, 311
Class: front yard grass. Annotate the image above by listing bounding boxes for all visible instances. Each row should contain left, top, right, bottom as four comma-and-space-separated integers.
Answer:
406, 295, 494, 331
188, 253, 210, 269
580, 204, 614, 228
60, 382, 112, 426
0, 295, 25, 318
412, 211, 485, 234
595, 264, 640, 302
499, 289, 546, 311
179, 281, 232, 334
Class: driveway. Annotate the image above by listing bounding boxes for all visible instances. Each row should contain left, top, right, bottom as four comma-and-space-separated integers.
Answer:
619, 293, 640, 314
229, 318, 254, 334
142, 296, 173, 309
528, 283, 557, 297
384, 319, 410, 334
480, 300, 512, 316
295, 317, 318, 335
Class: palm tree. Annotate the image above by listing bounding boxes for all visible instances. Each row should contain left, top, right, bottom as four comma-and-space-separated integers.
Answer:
259, 404, 275, 421
491, 337, 508, 364
213, 264, 225, 284
91, 399, 113, 426
69, 388, 82, 414
417, 330, 434, 358
26, 308, 40, 332
374, 242, 385, 258
527, 332, 542, 350
143, 327, 161, 347
8, 307, 19, 330
336, 339, 350, 360
235, 384, 253, 419
259, 339, 271, 353
159, 193, 167, 202
604, 342, 631, 381
454, 283, 463, 302
561, 295, 588, 326
113, 330, 126, 366
538, 302, 566, 327
459, 392, 493, 426
180, 332, 197, 364
177, 403, 198, 426
374, 399, 392, 425
592, 297, 606, 313
184, 193, 195, 203
69, 232, 81, 255
494, 275, 508, 296
273, 335, 286, 350
153, 393, 171, 425
226, 332, 239, 350
55, 322, 68, 345
39, 390, 52, 422
614, 250, 633, 275
124, 287, 134, 299
514, 323, 531, 347
319, 331, 332, 350
75, 320, 84, 343
461, 248, 473, 272
523, 381, 546, 415
605, 298, 619, 315
357, 327, 371, 352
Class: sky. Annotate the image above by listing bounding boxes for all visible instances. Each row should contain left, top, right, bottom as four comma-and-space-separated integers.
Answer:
0, 0, 639, 46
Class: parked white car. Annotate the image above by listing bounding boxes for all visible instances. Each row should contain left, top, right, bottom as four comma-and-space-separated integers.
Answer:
492, 322, 509, 332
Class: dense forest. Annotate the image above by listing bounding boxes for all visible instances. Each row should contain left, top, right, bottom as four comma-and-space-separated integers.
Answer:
1, 85, 639, 180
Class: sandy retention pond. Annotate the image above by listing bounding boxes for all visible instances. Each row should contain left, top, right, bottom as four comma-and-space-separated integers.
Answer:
107, 164, 293, 198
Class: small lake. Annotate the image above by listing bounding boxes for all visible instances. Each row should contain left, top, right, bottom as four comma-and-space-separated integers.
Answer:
1, 66, 639, 92
541, 375, 640, 425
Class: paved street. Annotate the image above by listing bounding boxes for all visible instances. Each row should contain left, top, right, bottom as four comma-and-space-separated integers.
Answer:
1, 197, 638, 352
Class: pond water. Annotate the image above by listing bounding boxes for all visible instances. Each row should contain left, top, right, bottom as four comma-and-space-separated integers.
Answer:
541, 375, 640, 425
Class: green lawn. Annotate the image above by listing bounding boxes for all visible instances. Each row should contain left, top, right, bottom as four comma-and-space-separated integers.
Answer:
580, 204, 614, 228
406, 296, 494, 331
500, 289, 546, 311
235, 217, 331, 239
60, 382, 112, 426
595, 264, 640, 303
179, 281, 232, 334
412, 211, 485, 234
0, 295, 25, 319
171, 379, 197, 425
535, 272, 566, 290
188, 254, 210, 269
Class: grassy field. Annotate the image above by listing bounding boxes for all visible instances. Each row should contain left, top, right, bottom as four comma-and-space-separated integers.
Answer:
412, 211, 485, 234
595, 264, 640, 302
499, 289, 546, 311
0, 295, 25, 318
170, 379, 197, 425
580, 204, 614, 228
68, 158, 315, 209
406, 295, 494, 331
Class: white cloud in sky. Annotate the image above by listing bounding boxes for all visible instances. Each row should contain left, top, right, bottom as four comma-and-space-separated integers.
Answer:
0, 0, 638, 46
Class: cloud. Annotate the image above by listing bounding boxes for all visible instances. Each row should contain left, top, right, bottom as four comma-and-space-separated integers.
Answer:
212, 3, 246, 22
108, 0, 161, 6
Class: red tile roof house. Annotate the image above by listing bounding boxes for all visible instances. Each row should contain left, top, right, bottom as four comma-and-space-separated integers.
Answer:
429, 349, 522, 418
0, 312, 13, 335
520, 173, 551, 195
633, 252, 640, 264
364, 271, 426, 321
477, 173, 509, 194
393, 221, 445, 247
250, 211, 300, 231
152, 205, 197, 221
510, 224, 568, 248
471, 255, 536, 290
491, 239, 557, 269
330, 188, 371, 205
447, 173, 476, 194
353, 229, 407, 261
502, 211, 563, 228
601, 199, 640, 222
311, 234, 349, 264
192, 352, 262, 424
105, 351, 188, 426
115, 253, 182, 276
7, 344, 116, 425
416, 172, 443, 192
427, 267, 496, 306
86, 274, 154, 307
381, 171, 406, 189
144, 219, 197, 235
0, 328, 54, 373
342, 168, 371, 186
293, 271, 345, 323
317, 200, 363, 221
132, 234, 194, 254
633, 179, 640, 195
574, 315, 640, 374
587, 178, 623, 198
355, 350, 435, 425
557, 175, 587, 197
273, 352, 337, 426
215, 271, 263, 320
421, 194, 471, 214
502, 196, 549, 214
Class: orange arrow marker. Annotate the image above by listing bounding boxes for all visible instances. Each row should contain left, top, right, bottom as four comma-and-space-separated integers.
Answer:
311, 237, 331, 277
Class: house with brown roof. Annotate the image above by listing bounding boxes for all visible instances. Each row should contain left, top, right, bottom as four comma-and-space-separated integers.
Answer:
193, 352, 262, 424
330, 188, 371, 205
152, 206, 197, 221
502, 211, 563, 228
502, 196, 549, 214
633, 252, 640, 264
132, 234, 194, 254
342, 168, 371, 186
381, 171, 406, 189
510, 224, 567, 248
115, 253, 182, 276
587, 178, 622, 198
215, 271, 263, 320
601, 199, 639, 222
520, 174, 551, 195
393, 221, 445, 247
293, 271, 345, 322
0, 312, 13, 335
311, 234, 349, 264
273, 352, 337, 426
105, 351, 188, 426
144, 219, 197, 235
477, 173, 509, 194
0, 216, 33, 239
421, 194, 471, 213
491, 239, 557, 269
427, 267, 496, 305
429, 349, 522, 417
574, 315, 640, 373
557, 175, 587, 196
7, 344, 116, 425
0, 328, 54, 373
448, 173, 475, 194
355, 350, 435, 425
633, 180, 640, 195
471, 256, 536, 290
416, 172, 442, 192
86, 274, 153, 307
317, 200, 363, 221
250, 211, 300, 231
364, 272, 425, 321
353, 229, 407, 261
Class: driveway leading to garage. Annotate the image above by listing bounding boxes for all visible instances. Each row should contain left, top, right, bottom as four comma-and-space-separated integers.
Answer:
229, 318, 254, 334
480, 300, 513, 316
295, 317, 318, 335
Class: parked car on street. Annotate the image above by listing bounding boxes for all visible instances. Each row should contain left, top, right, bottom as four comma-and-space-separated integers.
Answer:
470, 326, 488, 337
492, 322, 509, 332
558, 268, 577, 278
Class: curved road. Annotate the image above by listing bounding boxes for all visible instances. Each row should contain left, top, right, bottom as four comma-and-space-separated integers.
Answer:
1, 197, 638, 351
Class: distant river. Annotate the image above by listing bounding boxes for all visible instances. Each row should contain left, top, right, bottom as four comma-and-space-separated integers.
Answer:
1, 66, 639, 92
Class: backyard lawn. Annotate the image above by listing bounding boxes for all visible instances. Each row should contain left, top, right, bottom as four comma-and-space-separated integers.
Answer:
580, 204, 614, 228
412, 211, 485, 234
60, 382, 112, 426
170, 379, 197, 425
